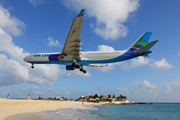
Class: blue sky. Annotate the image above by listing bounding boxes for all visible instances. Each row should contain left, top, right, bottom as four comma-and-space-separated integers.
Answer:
0, 0, 180, 102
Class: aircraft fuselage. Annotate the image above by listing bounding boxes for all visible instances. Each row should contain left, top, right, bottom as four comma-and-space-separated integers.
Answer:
23, 49, 149, 66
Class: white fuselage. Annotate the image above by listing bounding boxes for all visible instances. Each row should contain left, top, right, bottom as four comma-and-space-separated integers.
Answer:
23, 50, 129, 65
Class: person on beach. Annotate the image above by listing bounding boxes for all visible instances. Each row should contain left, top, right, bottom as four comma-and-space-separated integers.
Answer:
7, 93, 10, 99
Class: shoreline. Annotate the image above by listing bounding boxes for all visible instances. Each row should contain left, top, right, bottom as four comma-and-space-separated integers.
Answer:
5, 105, 96, 120
0, 98, 96, 120
3, 101, 179, 120
95, 101, 153, 105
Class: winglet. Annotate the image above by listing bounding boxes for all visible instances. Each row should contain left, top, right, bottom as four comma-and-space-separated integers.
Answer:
77, 9, 85, 17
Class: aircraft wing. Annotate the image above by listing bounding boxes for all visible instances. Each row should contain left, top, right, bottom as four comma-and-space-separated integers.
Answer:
61, 9, 84, 61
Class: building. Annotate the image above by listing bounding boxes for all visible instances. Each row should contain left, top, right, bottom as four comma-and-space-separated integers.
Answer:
78, 96, 89, 101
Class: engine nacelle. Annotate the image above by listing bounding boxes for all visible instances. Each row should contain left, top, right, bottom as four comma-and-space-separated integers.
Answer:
66, 65, 75, 70
49, 54, 64, 61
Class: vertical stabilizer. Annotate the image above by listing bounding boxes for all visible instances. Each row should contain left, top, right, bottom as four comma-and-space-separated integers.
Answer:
128, 32, 152, 50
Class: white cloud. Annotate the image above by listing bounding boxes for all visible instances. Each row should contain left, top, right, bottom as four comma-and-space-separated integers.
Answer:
0, 28, 65, 86
0, 29, 92, 85
91, 87, 101, 94
135, 80, 159, 90
0, 86, 72, 98
96, 45, 116, 72
65, 69, 91, 78
97, 45, 115, 51
115, 81, 167, 102
0, 28, 29, 63
166, 80, 180, 92
116, 87, 130, 96
119, 56, 150, 70
0, 5, 25, 36
2, 79, 180, 102
63, 0, 139, 40
47, 37, 61, 47
98, 63, 117, 72
149, 58, 173, 70
29, 0, 45, 7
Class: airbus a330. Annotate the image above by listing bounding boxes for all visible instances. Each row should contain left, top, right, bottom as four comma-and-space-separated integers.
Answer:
23, 9, 158, 73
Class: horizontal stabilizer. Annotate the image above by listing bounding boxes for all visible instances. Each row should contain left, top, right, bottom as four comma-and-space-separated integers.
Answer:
135, 40, 158, 55
142, 54, 149, 57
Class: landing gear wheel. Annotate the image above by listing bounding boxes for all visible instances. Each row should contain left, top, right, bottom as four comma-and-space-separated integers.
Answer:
83, 70, 86, 73
31, 64, 34, 69
79, 67, 86, 74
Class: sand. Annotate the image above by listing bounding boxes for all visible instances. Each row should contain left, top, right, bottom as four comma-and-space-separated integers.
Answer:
5, 113, 41, 120
0, 98, 95, 120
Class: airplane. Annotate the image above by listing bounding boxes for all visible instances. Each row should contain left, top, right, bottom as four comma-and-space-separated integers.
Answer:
23, 9, 158, 74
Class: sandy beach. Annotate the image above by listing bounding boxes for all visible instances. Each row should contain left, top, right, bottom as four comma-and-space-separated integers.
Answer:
0, 98, 95, 120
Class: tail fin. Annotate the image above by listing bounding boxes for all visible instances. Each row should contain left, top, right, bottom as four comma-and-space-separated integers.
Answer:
128, 32, 152, 50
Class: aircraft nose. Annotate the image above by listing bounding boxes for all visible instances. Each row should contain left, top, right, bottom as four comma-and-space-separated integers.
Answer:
23, 56, 28, 62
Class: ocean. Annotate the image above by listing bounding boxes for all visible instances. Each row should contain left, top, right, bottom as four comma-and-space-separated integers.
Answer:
35, 103, 180, 120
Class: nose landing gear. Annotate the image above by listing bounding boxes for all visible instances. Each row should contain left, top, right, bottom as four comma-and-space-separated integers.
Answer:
31, 64, 34, 69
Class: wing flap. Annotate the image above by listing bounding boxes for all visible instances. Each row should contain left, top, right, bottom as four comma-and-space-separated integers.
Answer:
88, 64, 108, 68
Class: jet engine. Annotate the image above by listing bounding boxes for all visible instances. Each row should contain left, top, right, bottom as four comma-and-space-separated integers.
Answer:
66, 65, 75, 70
49, 54, 64, 61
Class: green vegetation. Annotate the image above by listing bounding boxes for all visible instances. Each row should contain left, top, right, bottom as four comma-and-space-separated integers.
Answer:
93, 94, 99, 98
113, 95, 115, 98
116, 95, 127, 101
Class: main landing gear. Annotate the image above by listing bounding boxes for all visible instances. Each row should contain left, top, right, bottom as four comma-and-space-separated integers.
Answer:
31, 64, 34, 69
72, 62, 86, 74
72, 62, 80, 69
80, 66, 86, 73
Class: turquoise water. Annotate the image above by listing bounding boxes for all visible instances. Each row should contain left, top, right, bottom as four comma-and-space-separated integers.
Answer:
36, 103, 180, 120
91, 103, 180, 120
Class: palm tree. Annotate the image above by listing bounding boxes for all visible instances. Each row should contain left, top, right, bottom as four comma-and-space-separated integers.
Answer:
116, 95, 127, 101
123, 96, 127, 101
94, 94, 98, 98
113, 95, 115, 98
116, 96, 120, 101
